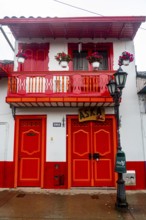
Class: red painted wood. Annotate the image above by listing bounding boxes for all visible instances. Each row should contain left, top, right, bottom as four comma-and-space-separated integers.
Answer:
17, 119, 42, 186
92, 120, 115, 186
70, 118, 115, 187
18, 43, 49, 71
0, 62, 14, 75
7, 71, 114, 98
44, 162, 67, 189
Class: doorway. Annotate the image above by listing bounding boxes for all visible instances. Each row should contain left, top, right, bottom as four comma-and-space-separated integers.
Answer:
14, 115, 46, 187
67, 115, 116, 187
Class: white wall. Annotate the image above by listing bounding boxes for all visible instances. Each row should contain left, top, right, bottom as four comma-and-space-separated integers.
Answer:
0, 78, 15, 161
114, 41, 144, 161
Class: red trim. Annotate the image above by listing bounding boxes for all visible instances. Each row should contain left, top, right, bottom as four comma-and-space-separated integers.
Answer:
1, 16, 145, 24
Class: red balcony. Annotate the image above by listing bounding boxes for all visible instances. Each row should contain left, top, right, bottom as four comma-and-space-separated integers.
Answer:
6, 71, 114, 107
0, 61, 14, 77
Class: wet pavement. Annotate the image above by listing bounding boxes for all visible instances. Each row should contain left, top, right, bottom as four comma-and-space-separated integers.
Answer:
0, 188, 146, 220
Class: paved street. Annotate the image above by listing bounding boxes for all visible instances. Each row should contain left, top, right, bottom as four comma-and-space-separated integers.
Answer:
0, 188, 146, 219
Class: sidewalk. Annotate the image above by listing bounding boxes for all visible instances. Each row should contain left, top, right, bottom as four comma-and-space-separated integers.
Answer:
0, 188, 146, 219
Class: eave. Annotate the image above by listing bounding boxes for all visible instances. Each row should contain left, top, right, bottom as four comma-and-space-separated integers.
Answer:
0, 16, 145, 40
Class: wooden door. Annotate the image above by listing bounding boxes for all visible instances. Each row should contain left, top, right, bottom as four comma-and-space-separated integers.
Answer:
92, 120, 115, 186
69, 116, 116, 187
71, 120, 91, 186
17, 118, 43, 186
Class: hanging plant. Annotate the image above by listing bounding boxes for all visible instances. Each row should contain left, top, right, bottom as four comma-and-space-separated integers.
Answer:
86, 52, 103, 64
55, 52, 72, 64
118, 51, 134, 66
16, 50, 28, 63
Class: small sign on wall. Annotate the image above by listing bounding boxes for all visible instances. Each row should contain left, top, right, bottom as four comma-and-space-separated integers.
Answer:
123, 170, 136, 186
53, 122, 61, 127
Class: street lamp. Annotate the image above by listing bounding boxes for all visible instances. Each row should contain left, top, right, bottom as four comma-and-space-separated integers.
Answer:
107, 66, 128, 209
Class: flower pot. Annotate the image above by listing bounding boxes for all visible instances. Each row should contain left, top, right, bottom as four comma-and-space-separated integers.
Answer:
123, 60, 130, 66
60, 61, 68, 68
92, 61, 100, 69
17, 57, 25, 63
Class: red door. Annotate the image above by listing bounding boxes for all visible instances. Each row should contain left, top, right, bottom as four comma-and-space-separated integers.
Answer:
17, 118, 43, 186
69, 116, 116, 187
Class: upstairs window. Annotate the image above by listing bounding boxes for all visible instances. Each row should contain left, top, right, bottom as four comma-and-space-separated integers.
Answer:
68, 43, 113, 71
17, 43, 49, 71
73, 50, 88, 70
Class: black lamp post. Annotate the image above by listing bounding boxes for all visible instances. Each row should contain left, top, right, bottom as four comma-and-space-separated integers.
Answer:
107, 66, 128, 209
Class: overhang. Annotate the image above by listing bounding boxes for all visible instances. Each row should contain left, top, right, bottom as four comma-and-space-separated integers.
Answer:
0, 60, 14, 77
0, 16, 145, 40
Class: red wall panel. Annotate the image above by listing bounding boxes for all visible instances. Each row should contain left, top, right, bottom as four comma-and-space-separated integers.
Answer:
0, 162, 15, 188
44, 162, 68, 189
126, 161, 146, 190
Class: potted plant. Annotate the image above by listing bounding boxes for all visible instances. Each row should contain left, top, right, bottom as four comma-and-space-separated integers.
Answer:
118, 51, 134, 66
86, 52, 103, 69
16, 50, 28, 63
55, 52, 72, 68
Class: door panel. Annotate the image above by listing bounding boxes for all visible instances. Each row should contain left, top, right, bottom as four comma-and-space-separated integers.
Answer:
71, 120, 91, 186
18, 119, 42, 186
70, 117, 115, 187
92, 120, 114, 186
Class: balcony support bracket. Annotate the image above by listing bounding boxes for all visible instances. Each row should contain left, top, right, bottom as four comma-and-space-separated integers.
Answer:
10, 105, 16, 119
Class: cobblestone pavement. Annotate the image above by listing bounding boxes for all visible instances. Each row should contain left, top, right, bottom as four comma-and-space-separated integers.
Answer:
0, 188, 146, 220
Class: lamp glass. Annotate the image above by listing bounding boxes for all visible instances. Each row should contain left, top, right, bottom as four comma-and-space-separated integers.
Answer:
114, 68, 128, 90
107, 80, 116, 96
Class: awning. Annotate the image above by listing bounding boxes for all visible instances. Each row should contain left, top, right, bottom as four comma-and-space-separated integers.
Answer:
0, 16, 145, 40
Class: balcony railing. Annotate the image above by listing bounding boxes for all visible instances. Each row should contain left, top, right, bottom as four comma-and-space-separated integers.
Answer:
7, 71, 115, 98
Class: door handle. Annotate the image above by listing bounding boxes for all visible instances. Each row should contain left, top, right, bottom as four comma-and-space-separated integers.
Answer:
93, 153, 100, 160
89, 153, 100, 160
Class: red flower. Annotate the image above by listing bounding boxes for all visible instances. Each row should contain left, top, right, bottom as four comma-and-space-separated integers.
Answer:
55, 52, 72, 64
118, 51, 134, 66
86, 52, 103, 64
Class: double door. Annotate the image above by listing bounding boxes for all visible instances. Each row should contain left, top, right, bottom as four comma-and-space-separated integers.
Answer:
69, 116, 116, 187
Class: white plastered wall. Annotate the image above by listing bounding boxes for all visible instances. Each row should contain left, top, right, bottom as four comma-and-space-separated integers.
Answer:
113, 41, 144, 161
0, 78, 15, 161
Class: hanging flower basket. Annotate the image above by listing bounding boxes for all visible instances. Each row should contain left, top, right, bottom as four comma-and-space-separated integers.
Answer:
60, 61, 68, 68
122, 60, 130, 66
86, 52, 103, 69
118, 51, 134, 66
92, 61, 100, 69
55, 52, 72, 68
16, 51, 28, 63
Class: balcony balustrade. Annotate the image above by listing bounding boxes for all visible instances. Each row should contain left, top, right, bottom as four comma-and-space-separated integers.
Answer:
6, 71, 115, 107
